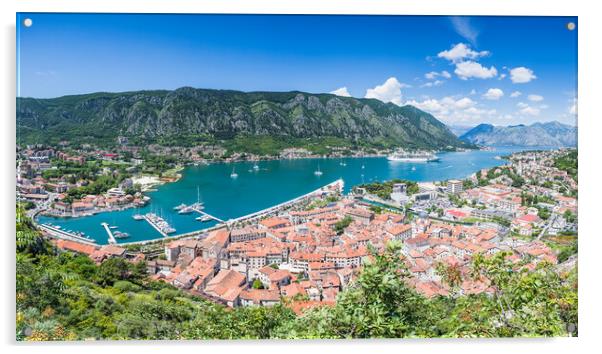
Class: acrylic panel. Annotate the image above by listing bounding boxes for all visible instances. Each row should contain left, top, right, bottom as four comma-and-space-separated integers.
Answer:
16, 13, 578, 340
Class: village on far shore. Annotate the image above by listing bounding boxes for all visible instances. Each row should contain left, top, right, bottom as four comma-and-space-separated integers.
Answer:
24, 145, 578, 312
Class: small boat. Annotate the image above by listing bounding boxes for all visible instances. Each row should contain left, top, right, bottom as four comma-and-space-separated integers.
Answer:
109, 226, 118, 229
253, 163, 260, 170
196, 215, 212, 222
178, 207, 193, 214
361, 164, 365, 169
314, 165, 323, 176
173, 203, 187, 211
132, 214, 144, 220
230, 167, 238, 179
114, 231, 130, 239
412, 166, 416, 171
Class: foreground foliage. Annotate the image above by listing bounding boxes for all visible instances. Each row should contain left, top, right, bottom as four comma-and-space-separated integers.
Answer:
16, 208, 577, 340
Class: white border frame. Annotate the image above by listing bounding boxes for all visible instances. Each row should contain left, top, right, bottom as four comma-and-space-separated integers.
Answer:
2, 1, 599, 353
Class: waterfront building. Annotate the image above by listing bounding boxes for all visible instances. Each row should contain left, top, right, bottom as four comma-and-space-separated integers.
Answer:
447, 179, 463, 195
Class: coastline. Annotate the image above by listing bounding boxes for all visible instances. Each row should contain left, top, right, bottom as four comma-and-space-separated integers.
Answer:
34, 147, 531, 245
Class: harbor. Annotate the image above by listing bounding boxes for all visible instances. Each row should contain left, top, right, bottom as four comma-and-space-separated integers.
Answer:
35, 148, 529, 245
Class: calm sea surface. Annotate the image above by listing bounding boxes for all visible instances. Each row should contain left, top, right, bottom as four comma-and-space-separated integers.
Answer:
37, 147, 541, 244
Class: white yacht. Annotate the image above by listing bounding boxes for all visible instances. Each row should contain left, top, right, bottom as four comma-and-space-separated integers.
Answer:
387, 149, 439, 162
314, 165, 323, 176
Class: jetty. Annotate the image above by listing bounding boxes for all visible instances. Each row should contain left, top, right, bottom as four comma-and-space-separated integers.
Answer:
142, 213, 174, 238
189, 205, 225, 223
101, 222, 117, 244
38, 223, 98, 246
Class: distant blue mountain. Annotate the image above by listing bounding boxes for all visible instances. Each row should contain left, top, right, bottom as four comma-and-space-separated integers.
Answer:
459, 121, 577, 147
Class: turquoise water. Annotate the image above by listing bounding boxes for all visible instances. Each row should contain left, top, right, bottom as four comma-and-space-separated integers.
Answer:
37, 147, 537, 244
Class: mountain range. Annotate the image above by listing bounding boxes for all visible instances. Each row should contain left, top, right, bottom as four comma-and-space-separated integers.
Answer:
459, 121, 577, 147
17, 87, 471, 150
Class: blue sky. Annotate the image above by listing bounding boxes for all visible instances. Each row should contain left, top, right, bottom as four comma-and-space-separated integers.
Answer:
16, 14, 577, 126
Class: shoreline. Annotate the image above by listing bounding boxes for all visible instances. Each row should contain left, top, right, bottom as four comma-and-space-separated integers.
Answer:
33, 147, 542, 245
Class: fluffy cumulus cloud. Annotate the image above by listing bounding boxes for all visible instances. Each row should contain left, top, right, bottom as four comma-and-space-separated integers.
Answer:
482, 88, 504, 100
405, 95, 496, 124
517, 102, 540, 116
510, 91, 522, 98
364, 77, 409, 106
454, 61, 497, 80
330, 87, 351, 97
510, 67, 537, 83
527, 94, 544, 102
437, 43, 489, 63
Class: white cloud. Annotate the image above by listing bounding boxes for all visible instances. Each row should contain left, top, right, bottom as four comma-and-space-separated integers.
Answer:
498, 73, 507, 80
517, 102, 540, 116
527, 94, 544, 102
454, 61, 497, 80
510, 91, 522, 98
450, 17, 480, 45
330, 87, 351, 97
421, 80, 444, 88
425, 72, 438, 80
482, 88, 504, 100
569, 98, 577, 115
405, 95, 492, 124
406, 98, 445, 113
451, 97, 476, 109
520, 106, 540, 116
424, 70, 452, 81
469, 89, 477, 95
510, 67, 537, 83
438, 43, 489, 63
364, 77, 409, 106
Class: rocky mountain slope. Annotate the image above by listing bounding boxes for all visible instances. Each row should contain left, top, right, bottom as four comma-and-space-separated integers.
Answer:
17, 87, 471, 150
459, 122, 577, 147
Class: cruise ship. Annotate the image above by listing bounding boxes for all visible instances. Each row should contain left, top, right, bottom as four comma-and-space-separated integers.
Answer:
387, 150, 439, 162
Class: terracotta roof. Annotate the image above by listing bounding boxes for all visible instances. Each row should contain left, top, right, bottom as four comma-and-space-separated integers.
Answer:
204, 269, 246, 301
55, 239, 97, 256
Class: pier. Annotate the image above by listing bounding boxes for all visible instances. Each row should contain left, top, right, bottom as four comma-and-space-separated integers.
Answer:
101, 222, 117, 244
142, 214, 170, 238
189, 206, 225, 223
37, 223, 98, 246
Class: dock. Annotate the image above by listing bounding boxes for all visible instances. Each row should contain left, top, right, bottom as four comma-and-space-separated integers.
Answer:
190, 206, 225, 223
142, 214, 170, 238
101, 222, 117, 244
37, 223, 98, 246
